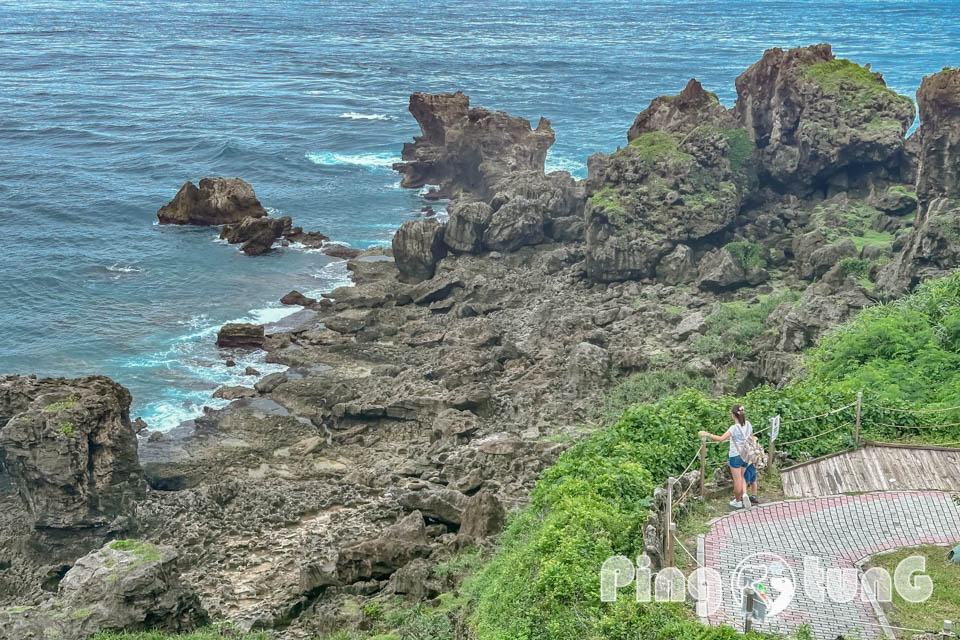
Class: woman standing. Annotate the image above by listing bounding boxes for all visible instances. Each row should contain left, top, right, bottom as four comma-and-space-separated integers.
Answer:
698, 405, 754, 509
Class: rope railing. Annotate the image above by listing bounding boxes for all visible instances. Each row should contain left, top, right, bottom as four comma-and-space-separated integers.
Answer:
864, 402, 960, 414
779, 402, 856, 424
776, 421, 852, 446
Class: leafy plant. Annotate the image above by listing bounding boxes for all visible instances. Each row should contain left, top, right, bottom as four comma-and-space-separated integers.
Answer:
725, 240, 767, 270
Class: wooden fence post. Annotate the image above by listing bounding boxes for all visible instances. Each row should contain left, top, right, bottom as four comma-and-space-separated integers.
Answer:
768, 433, 776, 470
854, 391, 863, 448
699, 438, 707, 498
743, 587, 756, 632
664, 477, 676, 568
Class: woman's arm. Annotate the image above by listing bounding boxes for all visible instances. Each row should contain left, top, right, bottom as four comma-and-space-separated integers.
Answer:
697, 429, 731, 443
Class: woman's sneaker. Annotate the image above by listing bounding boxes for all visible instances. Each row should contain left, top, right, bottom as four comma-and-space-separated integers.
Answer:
750, 495, 760, 504
729, 499, 743, 509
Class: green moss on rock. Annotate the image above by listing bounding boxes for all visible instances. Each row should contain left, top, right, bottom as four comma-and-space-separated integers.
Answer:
626, 130, 692, 164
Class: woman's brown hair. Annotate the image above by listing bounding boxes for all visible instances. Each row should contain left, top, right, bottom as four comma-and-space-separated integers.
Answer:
731, 405, 746, 425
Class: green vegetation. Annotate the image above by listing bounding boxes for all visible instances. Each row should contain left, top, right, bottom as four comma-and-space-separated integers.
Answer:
627, 130, 692, 165
851, 230, 895, 251
804, 58, 913, 111
594, 369, 713, 425
463, 269, 960, 639
58, 422, 74, 437
838, 257, 875, 289
694, 291, 800, 360
43, 400, 76, 413
868, 546, 960, 637
724, 240, 767, 270
108, 540, 162, 565
588, 185, 624, 214
69, 607, 92, 620
863, 116, 904, 138
432, 547, 486, 579
92, 629, 272, 640
719, 127, 754, 186
890, 185, 919, 201
6, 606, 35, 614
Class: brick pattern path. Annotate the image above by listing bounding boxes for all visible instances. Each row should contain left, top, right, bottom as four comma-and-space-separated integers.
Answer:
702, 492, 960, 639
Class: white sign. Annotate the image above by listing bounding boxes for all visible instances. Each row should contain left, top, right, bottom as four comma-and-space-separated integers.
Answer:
770, 415, 781, 442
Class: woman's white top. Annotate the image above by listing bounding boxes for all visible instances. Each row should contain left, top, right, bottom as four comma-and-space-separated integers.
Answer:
726, 421, 753, 459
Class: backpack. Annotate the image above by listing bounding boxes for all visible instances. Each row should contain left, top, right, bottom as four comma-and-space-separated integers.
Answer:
735, 423, 767, 470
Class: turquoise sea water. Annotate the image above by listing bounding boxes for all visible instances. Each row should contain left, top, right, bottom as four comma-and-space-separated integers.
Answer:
1, 1, 958, 430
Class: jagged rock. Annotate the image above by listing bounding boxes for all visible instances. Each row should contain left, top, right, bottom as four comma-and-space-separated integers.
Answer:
871, 185, 918, 216
392, 91, 555, 200
776, 279, 873, 352
629, 78, 737, 140
433, 408, 480, 439
281, 290, 317, 306
220, 215, 289, 256
444, 200, 494, 253
393, 218, 448, 283
673, 311, 706, 340
388, 558, 436, 597
656, 244, 697, 285
244, 366, 261, 376
399, 486, 469, 526
323, 244, 363, 260
335, 511, 432, 584
486, 171, 585, 248
0, 376, 146, 556
284, 228, 330, 248
216, 323, 264, 349
793, 231, 858, 281
734, 44, 915, 193
567, 342, 611, 392
697, 248, 747, 290
458, 490, 506, 542
157, 177, 266, 226
254, 372, 288, 394
585, 79, 750, 281
0, 541, 206, 640
879, 69, 960, 295
212, 386, 256, 400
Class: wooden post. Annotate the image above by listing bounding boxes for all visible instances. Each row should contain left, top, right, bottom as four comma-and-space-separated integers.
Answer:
699, 437, 707, 498
664, 477, 676, 568
743, 587, 755, 632
768, 433, 776, 471
854, 391, 863, 448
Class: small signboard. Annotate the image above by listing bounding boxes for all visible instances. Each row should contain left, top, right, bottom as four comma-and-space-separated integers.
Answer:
769, 415, 781, 442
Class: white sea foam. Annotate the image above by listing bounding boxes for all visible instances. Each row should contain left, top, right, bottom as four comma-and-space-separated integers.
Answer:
106, 263, 143, 273
339, 112, 393, 121
305, 259, 353, 297
545, 155, 587, 178
306, 151, 400, 168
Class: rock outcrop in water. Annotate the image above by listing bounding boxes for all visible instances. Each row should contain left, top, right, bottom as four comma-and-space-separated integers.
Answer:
878, 67, 960, 294
735, 43, 915, 194
391, 91, 556, 200
0, 376, 145, 559
157, 176, 267, 225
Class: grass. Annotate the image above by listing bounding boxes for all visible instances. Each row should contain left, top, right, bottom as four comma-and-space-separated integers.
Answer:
804, 58, 913, 111
595, 369, 713, 425
92, 629, 272, 640
867, 546, 960, 638
719, 127, 754, 186
109, 540, 162, 565
694, 291, 800, 361
890, 185, 918, 201
432, 547, 486, 579
6, 606, 36, 614
588, 185, 624, 214
58, 422, 74, 437
43, 400, 76, 413
851, 230, 895, 251
627, 130, 693, 165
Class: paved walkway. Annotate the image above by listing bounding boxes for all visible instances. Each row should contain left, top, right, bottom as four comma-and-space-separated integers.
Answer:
701, 492, 960, 639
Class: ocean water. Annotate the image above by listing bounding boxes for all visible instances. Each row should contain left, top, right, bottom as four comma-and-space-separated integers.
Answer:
1, 1, 958, 431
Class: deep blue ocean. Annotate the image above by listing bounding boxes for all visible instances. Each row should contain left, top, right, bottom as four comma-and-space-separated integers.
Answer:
1, 1, 958, 430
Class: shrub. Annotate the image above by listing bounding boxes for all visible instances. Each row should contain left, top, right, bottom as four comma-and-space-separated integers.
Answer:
724, 240, 767, 270
694, 292, 799, 360
595, 369, 713, 425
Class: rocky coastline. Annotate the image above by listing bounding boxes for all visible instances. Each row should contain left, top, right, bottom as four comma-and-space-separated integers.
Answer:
1, 46, 959, 639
